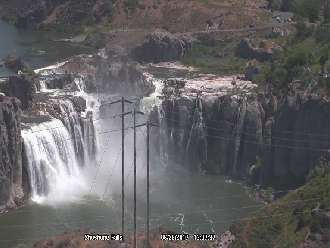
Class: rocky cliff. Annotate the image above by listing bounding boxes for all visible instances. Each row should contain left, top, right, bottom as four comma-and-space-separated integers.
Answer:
44, 47, 155, 96
132, 31, 195, 63
150, 76, 330, 190
0, 96, 28, 210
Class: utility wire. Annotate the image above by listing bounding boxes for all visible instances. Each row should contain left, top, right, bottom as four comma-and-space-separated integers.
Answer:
24, 115, 330, 156
156, 122, 330, 152
88, 135, 113, 195
160, 109, 330, 138
159, 113, 330, 141
5, 188, 295, 216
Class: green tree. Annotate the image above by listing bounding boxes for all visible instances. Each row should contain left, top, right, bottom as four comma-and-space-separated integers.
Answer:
293, 0, 321, 22
324, 0, 330, 23
268, 0, 283, 10
320, 53, 329, 74
295, 19, 314, 39
285, 46, 310, 68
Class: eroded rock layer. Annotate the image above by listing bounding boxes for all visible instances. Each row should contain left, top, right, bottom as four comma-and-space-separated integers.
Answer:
0, 96, 28, 210
150, 75, 330, 189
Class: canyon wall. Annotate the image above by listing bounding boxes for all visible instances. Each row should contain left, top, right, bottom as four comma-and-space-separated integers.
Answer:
150, 80, 330, 190
0, 96, 28, 210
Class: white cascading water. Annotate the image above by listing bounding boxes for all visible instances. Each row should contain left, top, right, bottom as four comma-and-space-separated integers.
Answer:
20, 63, 99, 205
22, 119, 87, 204
22, 60, 157, 205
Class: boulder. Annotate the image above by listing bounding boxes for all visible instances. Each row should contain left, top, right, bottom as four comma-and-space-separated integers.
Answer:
3, 55, 29, 73
68, 96, 87, 113
92, 0, 113, 22
245, 62, 260, 80
44, 73, 74, 90
236, 38, 280, 62
83, 32, 106, 49
8, 75, 37, 109
131, 31, 194, 63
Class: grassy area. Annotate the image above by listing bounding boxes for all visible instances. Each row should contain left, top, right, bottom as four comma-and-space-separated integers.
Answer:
181, 39, 248, 75
252, 23, 330, 94
231, 165, 330, 248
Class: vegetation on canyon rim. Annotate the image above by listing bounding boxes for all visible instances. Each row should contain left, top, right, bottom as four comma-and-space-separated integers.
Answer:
181, 0, 330, 95
231, 160, 330, 248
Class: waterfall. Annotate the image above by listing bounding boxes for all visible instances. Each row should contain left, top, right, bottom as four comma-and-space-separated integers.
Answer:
19, 63, 99, 204
22, 119, 87, 204
56, 99, 87, 166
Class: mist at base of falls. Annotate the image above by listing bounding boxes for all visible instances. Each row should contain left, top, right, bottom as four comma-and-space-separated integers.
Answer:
21, 88, 152, 207
2, 93, 261, 248
83, 96, 151, 202
0, 58, 262, 248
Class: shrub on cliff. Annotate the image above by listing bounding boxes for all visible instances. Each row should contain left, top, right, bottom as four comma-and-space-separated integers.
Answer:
231, 164, 330, 248
294, 0, 321, 22
285, 45, 311, 68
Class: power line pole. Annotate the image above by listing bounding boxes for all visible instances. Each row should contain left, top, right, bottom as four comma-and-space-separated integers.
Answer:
145, 121, 158, 248
106, 97, 134, 241
121, 97, 126, 240
135, 121, 159, 248
132, 108, 144, 248
146, 121, 150, 247
133, 109, 137, 248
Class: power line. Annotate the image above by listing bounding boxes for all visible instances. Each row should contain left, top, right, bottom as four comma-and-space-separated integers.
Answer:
159, 109, 330, 139
155, 121, 329, 152
27, 111, 123, 134
4, 188, 294, 216
159, 115, 330, 145
22, 106, 330, 151
101, 145, 123, 200
89, 136, 113, 195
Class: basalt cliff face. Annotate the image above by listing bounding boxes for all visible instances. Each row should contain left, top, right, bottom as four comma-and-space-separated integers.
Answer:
150, 77, 330, 190
0, 96, 28, 210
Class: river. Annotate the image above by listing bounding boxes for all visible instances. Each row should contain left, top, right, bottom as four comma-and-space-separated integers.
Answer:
0, 171, 259, 247
0, 20, 92, 77
0, 20, 261, 248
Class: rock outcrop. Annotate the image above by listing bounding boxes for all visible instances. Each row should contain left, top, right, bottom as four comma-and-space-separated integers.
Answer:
150, 75, 330, 189
236, 38, 281, 62
0, 96, 28, 210
131, 31, 194, 63
41, 73, 74, 90
2, 55, 29, 73
7, 75, 37, 110
48, 48, 155, 96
